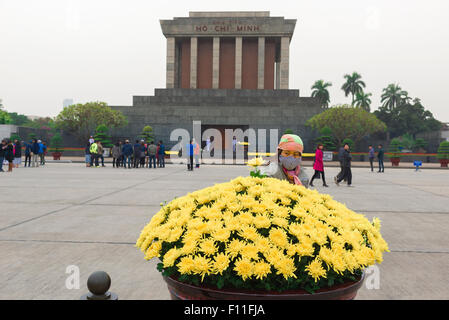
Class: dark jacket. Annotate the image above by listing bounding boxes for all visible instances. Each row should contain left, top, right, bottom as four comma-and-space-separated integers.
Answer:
14, 142, 22, 158
158, 144, 165, 155
342, 149, 352, 168
0, 144, 6, 157
25, 143, 32, 156
5, 144, 14, 162
122, 143, 133, 156
31, 142, 40, 154
378, 148, 384, 160
338, 147, 345, 163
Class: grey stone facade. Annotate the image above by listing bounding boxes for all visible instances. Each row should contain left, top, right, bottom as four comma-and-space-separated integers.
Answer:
109, 89, 322, 152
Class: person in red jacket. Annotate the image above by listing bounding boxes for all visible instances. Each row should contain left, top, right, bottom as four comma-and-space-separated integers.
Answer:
310, 143, 328, 187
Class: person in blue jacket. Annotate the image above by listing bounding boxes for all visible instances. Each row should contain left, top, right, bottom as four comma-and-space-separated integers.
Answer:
31, 139, 40, 167
186, 139, 194, 171
121, 140, 133, 169
24, 140, 32, 167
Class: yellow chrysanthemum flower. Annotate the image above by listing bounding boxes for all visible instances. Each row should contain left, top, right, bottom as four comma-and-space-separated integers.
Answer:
234, 258, 253, 281
163, 248, 183, 268
305, 258, 327, 282
192, 255, 212, 281
253, 260, 271, 280
275, 257, 297, 280
144, 241, 162, 260
269, 228, 289, 249
247, 157, 265, 168
213, 253, 230, 275
240, 244, 260, 260
200, 239, 217, 256
177, 256, 195, 274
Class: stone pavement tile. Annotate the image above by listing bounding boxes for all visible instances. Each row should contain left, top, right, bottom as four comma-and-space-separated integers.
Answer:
0, 203, 69, 230
361, 212, 449, 253
356, 252, 449, 300
0, 241, 169, 300
0, 205, 161, 244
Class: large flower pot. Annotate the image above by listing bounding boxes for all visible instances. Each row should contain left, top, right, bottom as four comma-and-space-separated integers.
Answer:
52, 152, 62, 160
439, 159, 449, 168
390, 157, 400, 166
163, 272, 365, 300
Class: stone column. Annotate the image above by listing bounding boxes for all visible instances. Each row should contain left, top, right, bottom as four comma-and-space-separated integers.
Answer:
257, 37, 265, 89
212, 37, 220, 89
280, 37, 290, 89
275, 62, 280, 89
235, 37, 242, 89
190, 37, 198, 89
166, 37, 175, 88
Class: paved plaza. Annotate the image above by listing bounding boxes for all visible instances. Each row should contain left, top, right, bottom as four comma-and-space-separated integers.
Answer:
0, 163, 448, 300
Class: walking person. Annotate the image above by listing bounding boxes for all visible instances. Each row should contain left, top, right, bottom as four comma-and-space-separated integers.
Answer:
310, 143, 328, 187
336, 145, 346, 181
0, 139, 7, 172
42, 142, 47, 165
335, 143, 353, 187
122, 140, 133, 169
112, 142, 121, 168
31, 139, 40, 167
368, 145, 375, 172
147, 141, 157, 169
377, 144, 385, 173
13, 139, 22, 168
158, 140, 165, 168
85, 142, 91, 167
24, 140, 32, 167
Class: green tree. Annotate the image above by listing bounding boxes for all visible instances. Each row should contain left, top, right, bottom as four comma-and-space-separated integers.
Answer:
8, 112, 29, 125
413, 138, 427, 152
140, 125, 154, 143
55, 101, 127, 143
0, 103, 11, 124
388, 138, 403, 157
380, 84, 409, 111
306, 104, 386, 146
354, 92, 372, 112
314, 126, 336, 151
374, 97, 441, 139
311, 80, 332, 108
341, 72, 366, 105
437, 141, 449, 160
94, 124, 113, 148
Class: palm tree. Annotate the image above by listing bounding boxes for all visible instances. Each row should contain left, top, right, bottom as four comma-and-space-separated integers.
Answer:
380, 83, 409, 111
354, 92, 372, 112
311, 80, 332, 108
341, 72, 366, 105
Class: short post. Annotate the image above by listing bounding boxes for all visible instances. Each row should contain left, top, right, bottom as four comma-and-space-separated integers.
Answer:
80, 271, 118, 300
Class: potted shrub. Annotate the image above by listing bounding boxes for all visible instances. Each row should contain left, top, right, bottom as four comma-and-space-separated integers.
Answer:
388, 138, 402, 166
50, 133, 63, 160
437, 141, 449, 167
136, 176, 388, 300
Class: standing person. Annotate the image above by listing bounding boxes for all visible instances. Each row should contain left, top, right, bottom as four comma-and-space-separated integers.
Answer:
310, 144, 328, 187
147, 141, 157, 169
89, 136, 95, 145
89, 140, 99, 167
336, 145, 345, 181
139, 140, 146, 168
112, 142, 121, 168
85, 142, 91, 167
24, 140, 32, 167
335, 143, 353, 187
0, 139, 7, 172
122, 140, 133, 169
133, 140, 141, 168
158, 140, 165, 168
13, 140, 22, 168
377, 144, 385, 173
37, 140, 45, 166
5, 140, 14, 172
42, 142, 47, 165
193, 138, 200, 168
118, 141, 124, 167
186, 139, 194, 171
368, 145, 375, 172
96, 141, 105, 167
31, 139, 40, 167
206, 137, 211, 152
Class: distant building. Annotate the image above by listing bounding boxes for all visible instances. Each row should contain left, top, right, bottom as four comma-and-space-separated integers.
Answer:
63, 99, 74, 108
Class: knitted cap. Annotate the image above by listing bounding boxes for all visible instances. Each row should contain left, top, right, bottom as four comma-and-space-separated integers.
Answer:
277, 134, 304, 153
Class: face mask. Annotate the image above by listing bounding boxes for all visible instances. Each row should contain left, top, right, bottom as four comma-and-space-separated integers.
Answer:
279, 156, 301, 170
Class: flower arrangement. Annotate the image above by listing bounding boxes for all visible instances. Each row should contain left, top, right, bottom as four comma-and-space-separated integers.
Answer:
136, 176, 388, 293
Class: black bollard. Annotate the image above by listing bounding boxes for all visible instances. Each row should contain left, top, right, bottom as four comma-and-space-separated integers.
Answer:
80, 271, 118, 300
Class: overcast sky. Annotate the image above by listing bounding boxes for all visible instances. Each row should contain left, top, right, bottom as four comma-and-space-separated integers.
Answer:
1, 0, 448, 121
